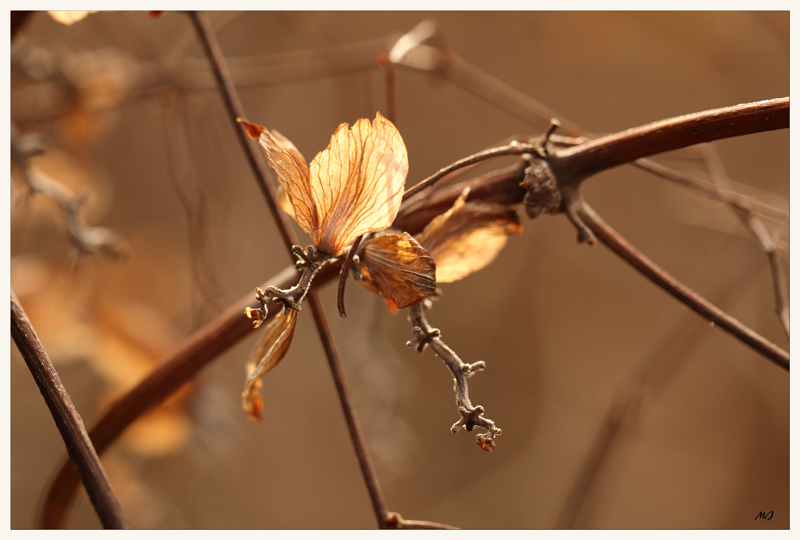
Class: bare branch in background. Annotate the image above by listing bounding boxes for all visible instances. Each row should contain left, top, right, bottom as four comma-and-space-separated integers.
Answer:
10, 130, 128, 262
700, 143, 789, 339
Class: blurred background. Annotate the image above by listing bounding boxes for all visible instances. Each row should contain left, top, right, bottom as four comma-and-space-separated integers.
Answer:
10, 11, 789, 529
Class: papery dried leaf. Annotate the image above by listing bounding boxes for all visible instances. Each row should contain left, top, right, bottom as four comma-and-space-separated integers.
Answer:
239, 119, 316, 234
276, 185, 295, 219
48, 11, 96, 25
242, 309, 298, 423
309, 113, 408, 256
357, 232, 436, 309
416, 188, 522, 283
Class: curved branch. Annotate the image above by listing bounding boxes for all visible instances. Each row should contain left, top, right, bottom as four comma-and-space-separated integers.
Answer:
575, 200, 789, 371
12, 290, 130, 529
551, 97, 789, 185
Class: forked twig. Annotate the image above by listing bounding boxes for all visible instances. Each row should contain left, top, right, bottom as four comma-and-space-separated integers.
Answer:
12, 289, 129, 529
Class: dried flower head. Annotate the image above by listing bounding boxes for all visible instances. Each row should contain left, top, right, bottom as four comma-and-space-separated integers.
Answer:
240, 113, 408, 256
416, 188, 523, 283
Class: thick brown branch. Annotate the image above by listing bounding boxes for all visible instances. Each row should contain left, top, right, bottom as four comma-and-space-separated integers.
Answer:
12, 290, 130, 529
551, 98, 789, 185
575, 201, 789, 371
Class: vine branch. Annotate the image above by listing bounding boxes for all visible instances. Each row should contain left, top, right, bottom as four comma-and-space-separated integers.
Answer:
11, 290, 130, 529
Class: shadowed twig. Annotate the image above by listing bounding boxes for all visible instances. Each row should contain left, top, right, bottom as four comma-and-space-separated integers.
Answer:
12, 289, 129, 529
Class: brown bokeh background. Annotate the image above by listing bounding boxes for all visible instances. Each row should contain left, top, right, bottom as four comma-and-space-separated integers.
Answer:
10, 12, 789, 529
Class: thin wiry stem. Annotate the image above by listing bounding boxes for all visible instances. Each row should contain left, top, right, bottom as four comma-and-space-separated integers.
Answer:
12, 289, 130, 529
700, 144, 789, 339
402, 141, 539, 202
575, 200, 789, 371
189, 11, 391, 528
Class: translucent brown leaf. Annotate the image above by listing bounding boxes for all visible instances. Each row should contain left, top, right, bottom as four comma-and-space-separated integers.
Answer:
356, 232, 436, 309
239, 119, 316, 234
242, 113, 408, 256
310, 113, 408, 255
416, 188, 523, 283
242, 308, 298, 424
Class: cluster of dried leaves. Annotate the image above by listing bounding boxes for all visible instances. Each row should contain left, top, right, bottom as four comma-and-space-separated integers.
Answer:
238, 113, 521, 449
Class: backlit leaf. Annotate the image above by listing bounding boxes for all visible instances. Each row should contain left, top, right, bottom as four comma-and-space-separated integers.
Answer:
242, 308, 298, 423
310, 113, 408, 255
356, 232, 436, 309
242, 114, 408, 257
416, 188, 522, 283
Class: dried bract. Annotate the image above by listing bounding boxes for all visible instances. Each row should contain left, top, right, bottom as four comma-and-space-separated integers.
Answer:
242, 308, 298, 423
356, 232, 436, 309
416, 188, 523, 283
240, 113, 408, 256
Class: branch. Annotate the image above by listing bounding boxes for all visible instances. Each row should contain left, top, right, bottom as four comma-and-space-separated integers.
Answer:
551, 98, 789, 186
11, 289, 130, 529
574, 200, 789, 371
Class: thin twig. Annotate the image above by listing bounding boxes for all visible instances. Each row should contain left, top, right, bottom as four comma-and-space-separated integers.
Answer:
575, 200, 789, 371
11, 289, 130, 529
189, 11, 391, 528
700, 144, 789, 339
633, 158, 788, 225
188, 11, 296, 255
402, 141, 538, 201
407, 303, 501, 451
